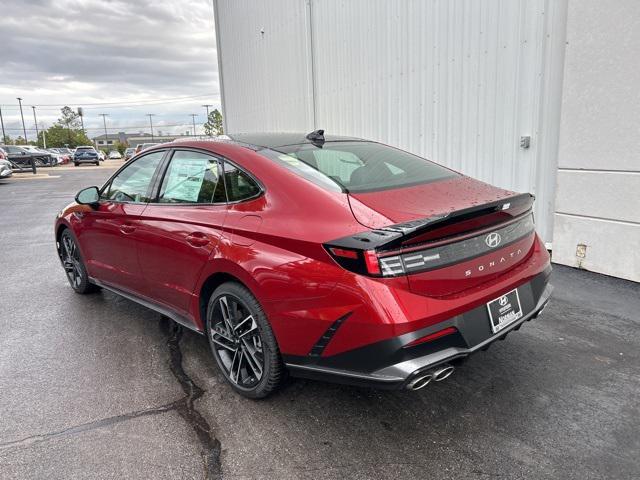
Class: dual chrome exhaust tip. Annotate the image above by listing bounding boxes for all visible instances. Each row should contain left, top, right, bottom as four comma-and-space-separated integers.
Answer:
406, 364, 455, 390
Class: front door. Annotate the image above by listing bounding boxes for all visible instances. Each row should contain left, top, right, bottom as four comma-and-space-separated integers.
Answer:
79, 150, 166, 294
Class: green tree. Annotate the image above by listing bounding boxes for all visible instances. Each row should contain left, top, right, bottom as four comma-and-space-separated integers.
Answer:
39, 108, 92, 148
2, 135, 12, 144
114, 141, 127, 156
203, 109, 224, 136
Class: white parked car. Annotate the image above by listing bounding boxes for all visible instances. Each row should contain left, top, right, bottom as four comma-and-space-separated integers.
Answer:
108, 150, 122, 159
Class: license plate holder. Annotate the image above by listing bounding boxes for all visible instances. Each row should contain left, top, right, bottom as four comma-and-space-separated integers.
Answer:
486, 288, 523, 334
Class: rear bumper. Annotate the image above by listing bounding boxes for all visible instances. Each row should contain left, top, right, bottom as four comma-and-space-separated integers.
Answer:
285, 268, 552, 389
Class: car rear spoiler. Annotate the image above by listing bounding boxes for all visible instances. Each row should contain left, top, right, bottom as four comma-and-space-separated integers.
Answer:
328, 193, 535, 252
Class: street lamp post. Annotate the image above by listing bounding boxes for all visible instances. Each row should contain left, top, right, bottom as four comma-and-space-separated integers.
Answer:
0, 106, 6, 142
31, 106, 40, 146
190, 114, 198, 137
16, 97, 28, 143
146, 114, 156, 141
78, 107, 85, 134
202, 104, 213, 118
99, 113, 109, 148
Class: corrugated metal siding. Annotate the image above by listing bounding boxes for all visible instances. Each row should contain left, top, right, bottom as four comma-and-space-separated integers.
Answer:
215, 0, 567, 242
214, 0, 314, 132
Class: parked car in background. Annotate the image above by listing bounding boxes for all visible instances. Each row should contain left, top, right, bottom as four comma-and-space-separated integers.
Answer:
0, 145, 39, 167
0, 146, 7, 160
108, 150, 122, 159
46, 149, 68, 165
48, 148, 72, 164
55, 132, 552, 398
98, 150, 106, 161
124, 147, 136, 160
73, 146, 100, 166
16, 145, 55, 166
0, 159, 12, 179
135, 142, 159, 154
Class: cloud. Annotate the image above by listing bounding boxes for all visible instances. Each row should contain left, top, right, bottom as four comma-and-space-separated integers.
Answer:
0, 0, 220, 137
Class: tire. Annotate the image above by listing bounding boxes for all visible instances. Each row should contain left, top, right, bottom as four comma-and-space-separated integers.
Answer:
95, 162, 99, 166
59, 230, 100, 294
74, 162, 79, 167
206, 282, 284, 399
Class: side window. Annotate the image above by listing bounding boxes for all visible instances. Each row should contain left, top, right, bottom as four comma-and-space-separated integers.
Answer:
103, 151, 164, 203
158, 151, 225, 204
222, 162, 261, 202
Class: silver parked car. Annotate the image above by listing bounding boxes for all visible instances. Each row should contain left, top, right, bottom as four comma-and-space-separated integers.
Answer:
0, 159, 12, 179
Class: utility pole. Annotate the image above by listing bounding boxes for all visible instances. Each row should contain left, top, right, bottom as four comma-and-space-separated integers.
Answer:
31, 106, 40, 146
190, 114, 198, 136
202, 104, 213, 118
99, 113, 109, 146
0, 106, 6, 142
17, 97, 28, 143
146, 114, 156, 141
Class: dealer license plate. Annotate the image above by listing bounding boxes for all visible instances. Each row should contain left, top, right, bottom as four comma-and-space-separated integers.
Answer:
486, 288, 523, 334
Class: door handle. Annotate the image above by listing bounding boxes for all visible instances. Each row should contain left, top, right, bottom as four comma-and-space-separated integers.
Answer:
186, 232, 210, 247
120, 224, 136, 234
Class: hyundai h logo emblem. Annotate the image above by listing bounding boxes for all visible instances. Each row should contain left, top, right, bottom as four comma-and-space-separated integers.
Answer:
485, 232, 502, 248
499, 295, 508, 306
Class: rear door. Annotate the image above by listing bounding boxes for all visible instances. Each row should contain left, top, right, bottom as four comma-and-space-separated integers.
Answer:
136, 149, 228, 316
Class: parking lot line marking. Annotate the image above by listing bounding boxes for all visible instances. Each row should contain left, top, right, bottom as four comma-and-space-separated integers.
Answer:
9, 174, 61, 180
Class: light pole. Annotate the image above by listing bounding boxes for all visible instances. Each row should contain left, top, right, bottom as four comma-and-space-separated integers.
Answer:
31, 106, 40, 146
99, 113, 109, 147
146, 114, 156, 141
202, 104, 213, 118
16, 97, 28, 142
190, 114, 198, 136
78, 107, 85, 134
0, 106, 6, 142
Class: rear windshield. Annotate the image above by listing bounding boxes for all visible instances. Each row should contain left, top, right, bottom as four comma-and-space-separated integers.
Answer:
265, 141, 457, 193
76, 147, 94, 152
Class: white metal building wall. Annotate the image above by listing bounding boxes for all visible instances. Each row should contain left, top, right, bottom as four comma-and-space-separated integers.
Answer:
214, 0, 568, 243
213, 0, 314, 132
553, 0, 640, 282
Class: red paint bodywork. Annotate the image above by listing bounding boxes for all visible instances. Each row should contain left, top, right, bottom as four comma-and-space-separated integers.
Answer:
56, 139, 551, 363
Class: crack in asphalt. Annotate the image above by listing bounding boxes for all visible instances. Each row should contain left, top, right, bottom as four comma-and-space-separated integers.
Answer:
0, 402, 178, 453
1, 317, 222, 480
162, 318, 223, 480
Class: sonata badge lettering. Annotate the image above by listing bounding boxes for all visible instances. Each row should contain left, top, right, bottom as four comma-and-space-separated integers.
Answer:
464, 248, 523, 277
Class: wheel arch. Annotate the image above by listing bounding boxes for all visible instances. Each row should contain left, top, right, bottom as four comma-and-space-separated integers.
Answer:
196, 262, 264, 331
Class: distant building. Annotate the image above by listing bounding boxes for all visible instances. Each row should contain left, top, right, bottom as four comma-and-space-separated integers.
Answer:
92, 131, 191, 148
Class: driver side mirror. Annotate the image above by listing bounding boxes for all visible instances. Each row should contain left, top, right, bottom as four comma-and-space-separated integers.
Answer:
75, 186, 100, 206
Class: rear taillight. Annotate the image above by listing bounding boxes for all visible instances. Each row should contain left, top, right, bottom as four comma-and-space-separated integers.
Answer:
325, 246, 400, 277
325, 246, 382, 276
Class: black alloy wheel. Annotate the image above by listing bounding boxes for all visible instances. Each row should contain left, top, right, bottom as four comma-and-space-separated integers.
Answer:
60, 230, 98, 294
206, 282, 284, 398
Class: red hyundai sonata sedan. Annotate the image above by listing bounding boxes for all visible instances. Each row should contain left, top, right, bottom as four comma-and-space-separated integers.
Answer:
55, 131, 552, 398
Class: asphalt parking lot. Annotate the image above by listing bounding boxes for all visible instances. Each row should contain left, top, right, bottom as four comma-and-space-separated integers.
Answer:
0, 166, 638, 480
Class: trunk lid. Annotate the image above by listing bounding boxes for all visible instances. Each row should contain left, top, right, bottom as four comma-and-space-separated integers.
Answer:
346, 176, 537, 296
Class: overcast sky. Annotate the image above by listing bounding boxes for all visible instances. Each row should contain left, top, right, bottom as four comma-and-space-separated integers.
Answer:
0, 0, 219, 139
